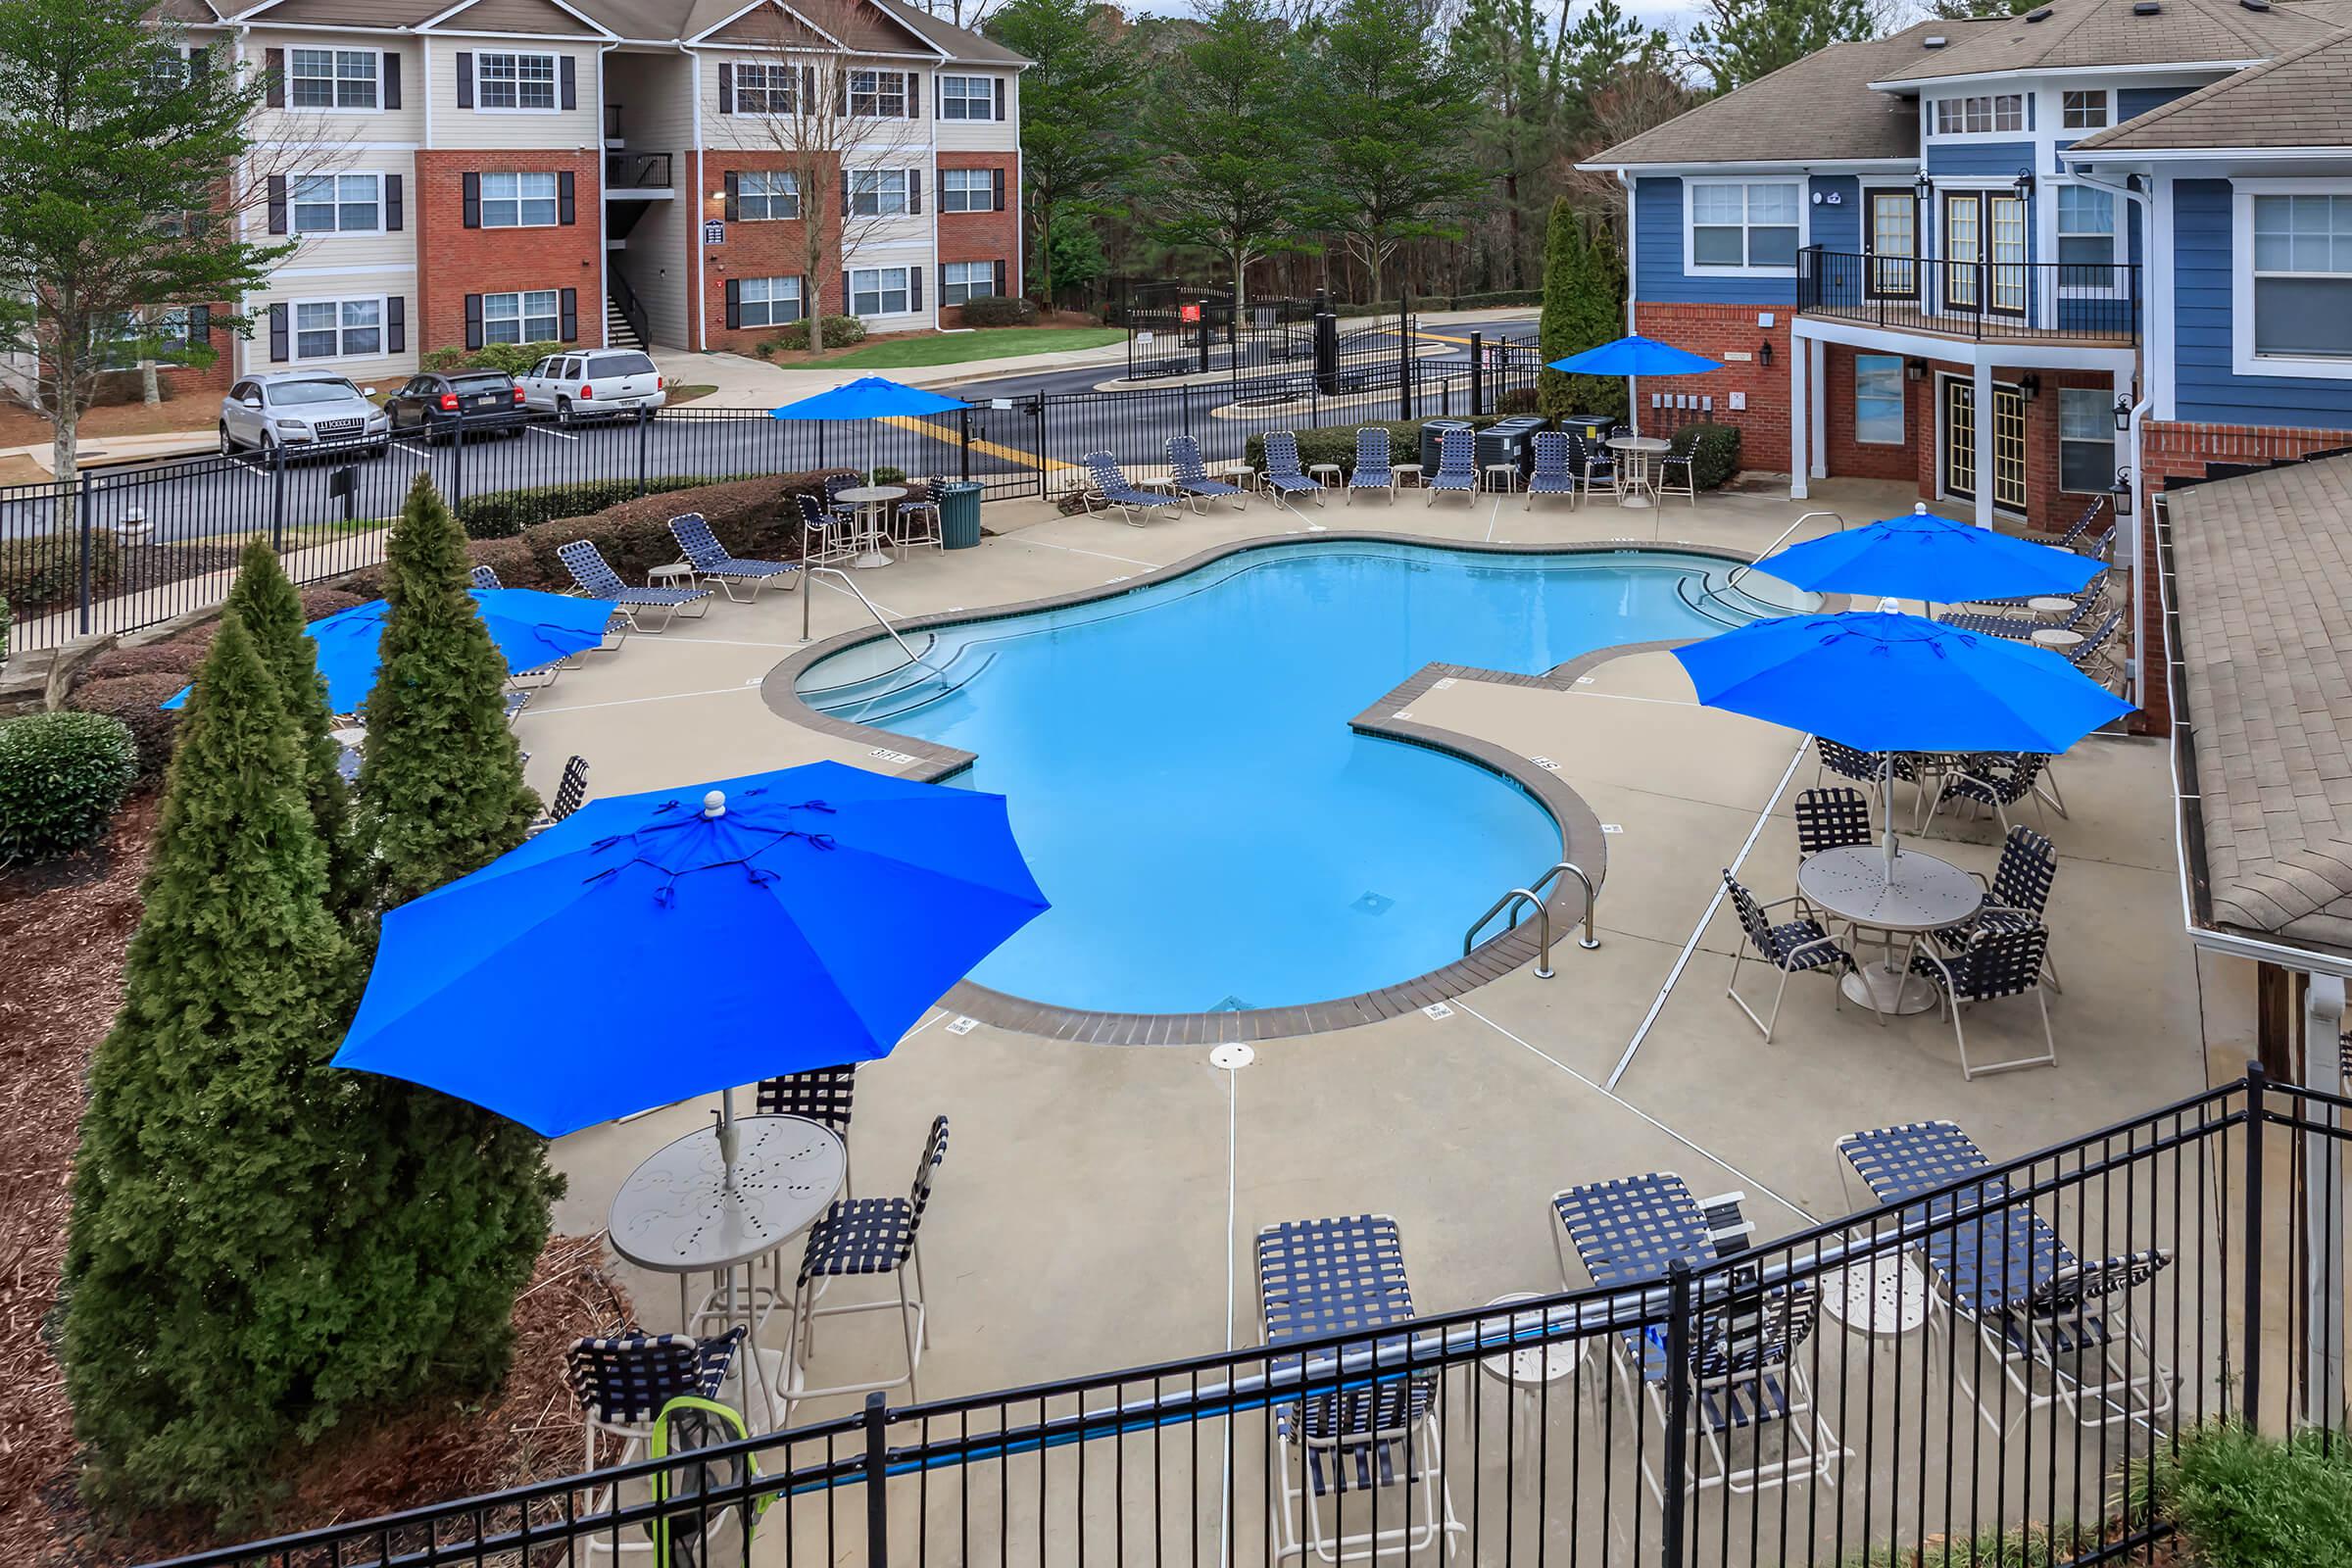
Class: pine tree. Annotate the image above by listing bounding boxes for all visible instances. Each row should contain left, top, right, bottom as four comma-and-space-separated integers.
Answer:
1686, 0, 1885, 93
355, 474, 539, 908
1539, 199, 1631, 421
222, 540, 362, 911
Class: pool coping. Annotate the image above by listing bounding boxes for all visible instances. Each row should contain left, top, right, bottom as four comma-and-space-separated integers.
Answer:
760, 530, 1770, 1046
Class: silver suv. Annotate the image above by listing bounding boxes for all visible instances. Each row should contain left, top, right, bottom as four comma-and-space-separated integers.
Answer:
220, 372, 391, 458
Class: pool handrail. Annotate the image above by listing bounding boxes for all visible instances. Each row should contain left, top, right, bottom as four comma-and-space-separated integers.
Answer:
1725, 511, 1846, 595
801, 563, 952, 681
1463, 860, 1599, 981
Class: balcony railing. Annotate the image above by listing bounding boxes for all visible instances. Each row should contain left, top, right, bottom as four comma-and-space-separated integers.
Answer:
604, 150, 673, 192
1797, 245, 2140, 346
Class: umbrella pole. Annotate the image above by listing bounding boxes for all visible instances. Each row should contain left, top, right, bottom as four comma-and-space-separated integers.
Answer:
1882, 758, 1900, 875
718, 1085, 740, 1190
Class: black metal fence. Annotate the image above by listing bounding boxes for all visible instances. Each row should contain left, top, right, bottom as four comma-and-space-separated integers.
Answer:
131, 1068, 2352, 1568
1796, 247, 2141, 345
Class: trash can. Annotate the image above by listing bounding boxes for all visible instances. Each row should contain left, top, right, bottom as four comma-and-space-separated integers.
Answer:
938, 481, 984, 549
1419, 419, 1472, 474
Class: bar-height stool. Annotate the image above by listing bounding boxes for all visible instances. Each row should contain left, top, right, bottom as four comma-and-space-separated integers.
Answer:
782, 1115, 949, 1409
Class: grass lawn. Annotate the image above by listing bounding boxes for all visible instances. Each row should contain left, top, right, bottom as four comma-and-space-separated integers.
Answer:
809, 326, 1122, 369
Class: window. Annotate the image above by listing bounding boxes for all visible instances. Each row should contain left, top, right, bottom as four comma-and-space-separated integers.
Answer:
941, 169, 993, 213
294, 297, 382, 360
481, 289, 560, 343
851, 267, 910, 316
2055, 184, 2117, 285
1865, 189, 1916, 296
2058, 388, 2116, 494
1932, 93, 2025, 134
291, 173, 381, 233
736, 62, 797, 114
2061, 89, 2109, 130
146, 47, 192, 96
289, 48, 378, 110
478, 52, 557, 111
478, 172, 559, 227
2249, 192, 2352, 362
942, 262, 996, 306
739, 275, 803, 328
849, 70, 906, 117
1689, 180, 1799, 270
1853, 354, 1904, 445
939, 74, 992, 119
849, 170, 908, 217
737, 171, 799, 220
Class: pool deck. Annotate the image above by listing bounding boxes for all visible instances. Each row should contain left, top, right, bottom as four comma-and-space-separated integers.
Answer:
525, 477, 2226, 1548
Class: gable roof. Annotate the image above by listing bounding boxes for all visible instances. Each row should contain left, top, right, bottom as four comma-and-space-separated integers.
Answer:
555, 0, 1020, 59
424, 0, 612, 34
1868, 0, 2350, 85
2070, 24, 2352, 149
1586, 24, 1935, 168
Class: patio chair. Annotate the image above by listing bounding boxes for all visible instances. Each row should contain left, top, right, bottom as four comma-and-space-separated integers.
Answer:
1836, 1120, 2175, 1432
469, 564, 501, 591
2053, 494, 2107, 552
1936, 824, 2062, 992
795, 490, 859, 567
1167, 435, 1248, 513
2066, 610, 2126, 689
668, 513, 799, 602
1696, 1190, 1756, 1256
1793, 787, 1872, 861
1079, 451, 1182, 526
1910, 927, 2057, 1078
1551, 1173, 1842, 1503
1814, 737, 1897, 791
2082, 519, 2120, 563
1568, 433, 1619, 503
1255, 1213, 1462, 1562
783, 1114, 947, 1408
894, 481, 945, 556
1723, 868, 1869, 1042
1425, 426, 1477, 505
1524, 431, 1577, 510
1656, 433, 1697, 505
566, 1328, 747, 1559
529, 755, 590, 836
1262, 431, 1327, 507
1347, 428, 1396, 504
755, 1064, 857, 1188
1925, 752, 2049, 837
558, 540, 711, 633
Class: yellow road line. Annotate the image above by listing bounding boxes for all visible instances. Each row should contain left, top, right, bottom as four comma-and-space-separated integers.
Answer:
878, 413, 1074, 471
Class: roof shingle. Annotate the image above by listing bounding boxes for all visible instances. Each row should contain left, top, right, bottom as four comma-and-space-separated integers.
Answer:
1588, 24, 1938, 168
1868, 0, 2349, 84
2070, 25, 2352, 150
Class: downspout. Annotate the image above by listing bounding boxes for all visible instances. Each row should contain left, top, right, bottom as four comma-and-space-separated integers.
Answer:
683, 42, 704, 352
1617, 169, 1638, 436
2075, 165, 2153, 707
597, 42, 614, 347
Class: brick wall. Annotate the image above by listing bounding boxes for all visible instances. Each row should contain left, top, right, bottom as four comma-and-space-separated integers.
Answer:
2140, 419, 2352, 486
699, 150, 842, 356
1820, 344, 1920, 485
1632, 301, 1791, 469
414, 150, 604, 355
934, 151, 1018, 328
159, 309, 236, 400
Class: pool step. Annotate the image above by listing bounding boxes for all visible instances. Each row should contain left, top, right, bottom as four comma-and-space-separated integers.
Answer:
804, 646, 996, 724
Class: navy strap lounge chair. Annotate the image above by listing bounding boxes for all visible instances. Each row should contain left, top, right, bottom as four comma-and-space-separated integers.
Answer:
1347, 428, 1396, 504
1943, 582, 2105, 642
1166, 435, 1247, 513
668, 512, 799, 602
558, 540, 711, 633
469, 564, 502, 591
1836, 1120, 2174, 1431
1255, 1214, 1462, 1561
1079, 452, 1182, 526
1525, 431, 1576, 510
472, 562, 625, 665
2054, 494, 2108, 551
1425, 427, 1477, 504
1261, 431, 1325, 507
785, 1115, 948, 1409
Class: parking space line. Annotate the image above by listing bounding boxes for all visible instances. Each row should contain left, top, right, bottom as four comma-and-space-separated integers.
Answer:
392, 441, 434, 459
529, 424, 581, 442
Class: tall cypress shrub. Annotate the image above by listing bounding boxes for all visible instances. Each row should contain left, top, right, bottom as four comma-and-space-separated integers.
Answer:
1537, 198, 1587, 420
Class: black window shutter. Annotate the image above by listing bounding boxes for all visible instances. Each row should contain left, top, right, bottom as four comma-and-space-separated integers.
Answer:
269, 303, 288, 362
189, 47, 210, 81
456, 52, 473, 109
189, 304, 213, 345
723, 171, 739, 221
993, 260, 1006, 296
383, 52, 401, 109
462, 172, 481, 227
842, 171, 851, 217
559, 170, 575, 224
796, 275, 808, 321
718, 62, 733, 115
724, 276, 741, 329
560, 56, 576, 111
560, 287, 578, 341
387, 295, 405, 353
935, 74, 943, 117
843, 270, 853, 314
993, 167, 1005, 211
801, 65, 814, 109
268, 174, 287, 234
837, 75, 848, 116
907, 170, 920, 216
909, 267, 921, 311
465, 293, 483, 351
265, 48, 283, 108
385, 173, 403, 231
906, 72, 919, 118
994, 77, 1005, 121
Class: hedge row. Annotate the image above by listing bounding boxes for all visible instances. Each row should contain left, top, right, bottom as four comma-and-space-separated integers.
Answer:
958, 296, 1040, 328
0, 530, 124, 617
756, 317, 868, 355
458, 474, 767, 540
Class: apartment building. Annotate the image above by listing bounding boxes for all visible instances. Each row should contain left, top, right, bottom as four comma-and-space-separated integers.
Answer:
158, 0, 1024, 395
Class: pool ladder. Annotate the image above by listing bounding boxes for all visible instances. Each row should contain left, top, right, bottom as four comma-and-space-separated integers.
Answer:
1463, 861, 1599, 981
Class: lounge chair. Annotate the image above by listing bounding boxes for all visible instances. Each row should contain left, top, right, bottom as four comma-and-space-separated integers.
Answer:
529, 754, 590, 836
1524, 431, 1576, 510
1836, 1119, 2175, 1431
1723, 868, 1869, 1041
1261, 431, 1326, 507
1256, 1214, 1462, 1562
503, 687, 531, 726
784, 1115, 948, 1408
1425, 426, 1477, 505
1936, 824, 2062, 991
2066, 609, 2125, 686
471, 562, 625, 669
1943, 581, 2106, 642
2082, 519, 2120, 562
1164, 435, 1247, 513
668, 512, 800, 602
557, 539, 711, 632
2053, 494, 2107, 551
1079, 451, 1182, 526
1347, 428, 1395, 504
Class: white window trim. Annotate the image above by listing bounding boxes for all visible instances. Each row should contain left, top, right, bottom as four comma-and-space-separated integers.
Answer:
288, 293, 390, 363
2230, 179, 2352, 381
941, 260, 995, 305
940, 168, 991, 213
475, 50, 561, 116
1929, 92, 2028, 139
938, 74, 992, 120
2056, 386, 2119, 497
847, 69, 906, 119
2058, 87, 2111, 132
284, 45, 384, 116
850, 265, 914, 316
2053, 179, 2125, 299
732, 61, 798, 117
739, 274, 804, 328
849, 169, 910, 218
1682, 177, 1805, 277
736, 170, 801, 221
477, 171, 562, 229
290, 171, 387, 236
480, 288, 562, 344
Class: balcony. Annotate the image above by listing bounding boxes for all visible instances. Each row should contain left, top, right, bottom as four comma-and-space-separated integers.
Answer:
1797, 245, 2139, 347
604, 150, 673, 195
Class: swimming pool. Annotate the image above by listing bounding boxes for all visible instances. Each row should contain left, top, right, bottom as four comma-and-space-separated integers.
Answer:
799, 541, 1743, 1017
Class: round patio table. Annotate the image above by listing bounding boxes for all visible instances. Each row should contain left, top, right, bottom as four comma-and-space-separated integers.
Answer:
1819, 1250, 1933, 1339
2028, 596, 2077, 620
1606, 436, 1671, 509
1796, 844, 1982, 1015
1477, 1293, 1585, 1451
835, 485, 907, 569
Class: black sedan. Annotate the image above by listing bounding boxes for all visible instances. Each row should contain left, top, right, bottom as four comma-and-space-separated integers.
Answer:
383, 370, 530, 442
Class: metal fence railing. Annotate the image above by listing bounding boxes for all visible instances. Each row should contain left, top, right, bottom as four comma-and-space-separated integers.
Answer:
1796, 246, 2141, 345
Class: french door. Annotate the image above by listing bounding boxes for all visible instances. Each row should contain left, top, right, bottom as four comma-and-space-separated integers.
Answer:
1941, 377, 2028, 511
1866, 190, 1918, 299
1940, 192, 2028, 318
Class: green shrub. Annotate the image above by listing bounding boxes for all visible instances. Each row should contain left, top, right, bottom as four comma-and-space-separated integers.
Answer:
960, 295, 1039, 328
762, 315, 866, 352
2159, 1423, 2352, 1568
419, 340, 563, 377
0, 529, 122, 617
0, 710, 138, 862
0, 591, 11, 663
458, 474, 761, 540
65, 672, 186, 781
1671, 421, 1742, 491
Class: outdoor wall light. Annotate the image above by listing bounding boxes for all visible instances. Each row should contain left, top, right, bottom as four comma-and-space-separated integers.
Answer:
2019, 372, 2040, 402
1758, 341, 1774, 367
2013, 169, 2035, 199
2115, 394, 2133, 431
1906, 358, 1929, 381
1914, 172, 1933, 203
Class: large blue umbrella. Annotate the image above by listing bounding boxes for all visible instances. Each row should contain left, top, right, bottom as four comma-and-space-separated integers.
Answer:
333, 760, 1048, 1140
1754, 504, 2102, 606
771, 375, 972, 485
161, 587, 615, 712
1544, 335, 1723, 378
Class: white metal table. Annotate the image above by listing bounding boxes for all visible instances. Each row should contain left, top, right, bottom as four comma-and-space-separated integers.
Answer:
1476, 1292, 1586, 1450
2032, 626, 2085, 653
1819, 1250, 1933, 1338
1796, 844, 1983, 1015
2027, 596, 2077, 620
1606, 436, 1672, 509
835, 484, 907, 569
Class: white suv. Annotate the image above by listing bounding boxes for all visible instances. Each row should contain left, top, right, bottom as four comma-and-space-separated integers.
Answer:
518, 349, 666, 426
220, 373, 391, 457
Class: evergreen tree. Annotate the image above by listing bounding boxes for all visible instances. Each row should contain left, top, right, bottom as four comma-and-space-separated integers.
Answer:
222, 540, 362, 912
1448, 0, 1562, 292
1538, 198, 1588, 420
1685, 0, 1884, 93
989, 0, 1143, 305
1929, 0, 2034, 16
355, 474, 539, 908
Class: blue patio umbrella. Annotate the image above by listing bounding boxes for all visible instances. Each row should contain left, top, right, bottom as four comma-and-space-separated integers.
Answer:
1754, 503, 2102, 607
1545, 335, 1720, 437
161, 587, 616, 712
770, 375, 971, 484
332, 760, 1048, 1146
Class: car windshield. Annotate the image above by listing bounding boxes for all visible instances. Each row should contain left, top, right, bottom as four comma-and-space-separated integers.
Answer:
450, 373, 511, 393
269, 379, 363, 407
592, 353, 657, 376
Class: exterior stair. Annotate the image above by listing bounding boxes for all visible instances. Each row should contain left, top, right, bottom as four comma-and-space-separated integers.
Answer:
606, 297, 645, 351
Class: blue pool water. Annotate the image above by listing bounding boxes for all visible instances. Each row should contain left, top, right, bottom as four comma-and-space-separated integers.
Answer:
800, 542, 1734, 1015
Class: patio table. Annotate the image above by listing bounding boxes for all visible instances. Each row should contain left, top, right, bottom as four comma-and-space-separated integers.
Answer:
1477, 1292, 1586, 1451
835, 485, 907, 569
1796, 844, 1983, 1015
1606, 436, 1671, 509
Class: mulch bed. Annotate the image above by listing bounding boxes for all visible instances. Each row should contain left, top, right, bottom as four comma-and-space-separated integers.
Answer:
0, 804, 633, 1568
